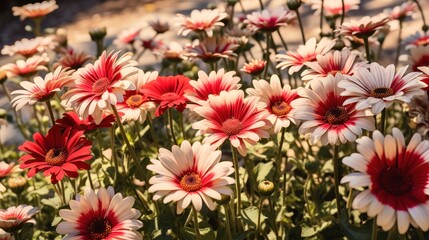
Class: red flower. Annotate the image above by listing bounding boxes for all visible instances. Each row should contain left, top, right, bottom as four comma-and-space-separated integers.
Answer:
141, 75, 194, 116
55, 112, 115, 133
18, 125, 92, 184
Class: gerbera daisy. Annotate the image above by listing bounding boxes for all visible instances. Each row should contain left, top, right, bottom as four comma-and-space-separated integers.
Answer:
385, 1, 416, 21
175, 8, 228, 37
148, 17, 170, 34
341, 128, 429, 234
57, 186, 143, 239
185, 36, 238, 63
53, 48, 92, 70
62, 51, 137, 124
18, 125, 92, 184
1, 37, 54, 58
147, 140, 235, 214
339, 63, 425, 115
0, 162, 18, 179
292, 74, 375, 145
192, 90, 270, 156
0, 54, 49, 78
113, 27, 142, 49
245, 8, 296, 32
309, 0, 360, 18
241, 59, 266, 76
276, 37, 335, 75
139, 38, 165, 52
153, 42, 186, 63
116, 69, 158, 122
301, 47, 368, 83
11, 66, 74, 111
12, 0, 58, 21
417, 66, 429, 90
185, 69, 241, 110
404, 31, 429, 49
246, 74, 299, 133
141, 75, 194, 116
409, 45, 429, 71
0, 205, 39, 232
338, 15, 389, 38
55, 111, 115, 133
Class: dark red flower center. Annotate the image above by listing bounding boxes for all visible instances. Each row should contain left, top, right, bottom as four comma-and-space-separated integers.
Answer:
161, 92, 180, 102
271, 101, 291, 117
126, 94, 144, 108
379, 167, 412, 196
370, 87, 394, 98
92, 77, 110, 96
34, 90, 56, 102
222, 118, 242, 136
180, 172, 202, 192
88, 217, 112, 240
324, 106, 349, 125
45, 148, 68, 166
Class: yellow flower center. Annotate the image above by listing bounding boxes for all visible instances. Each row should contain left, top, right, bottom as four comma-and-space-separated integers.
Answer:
180, 172, 202, 192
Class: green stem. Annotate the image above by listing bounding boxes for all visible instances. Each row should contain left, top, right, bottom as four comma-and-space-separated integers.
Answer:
179, 112, 187, 141
87, 169, 94, 189
295, 10, 306, 44
1, 83, 29, 139
304, 175, 316, 224
268, 197, 280, 240
277, 30, 288, 51
275, 128, 286, 180
147, 117, 160, 149
45, 100, 56, 126
263, 33, 270, 79
340, 0, 345, 25
380, 108, 387, 134
13, 231, 20, 240
333, 144, 341, 219
372, 217, 378, 240
363, 36, 372, 63
258, 0, 264, 10
231, 145, 242, 218
53, 183, 65, 205
413, 0, 428, 30
224, 205, 233, 240
111, 105, 148, 185
320, 0, 325, 36
32, 17, 42, 36
417, 228, 425, 240
168, 108, 178, 145
110, 126, 120, 183
60, 180, 67, 204
96, 129, 105, 161
282, 155, 289, 207
256, 197, 264, 238
95, 40, 104, 58
192, 205, 201, 240
394, 21, 403, 66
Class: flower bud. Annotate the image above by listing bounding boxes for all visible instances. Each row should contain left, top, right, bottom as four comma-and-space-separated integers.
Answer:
287, 0, 302, 11
0, 70, 7, 84
216, 194, 231, 205
8, 176, 27, 195
258, 180, 275, 196
89, 27, 107, 41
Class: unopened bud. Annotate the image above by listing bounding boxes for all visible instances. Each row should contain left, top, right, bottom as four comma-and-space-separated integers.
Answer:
216, 194, 231, 205
89, 27, 107, 41
8, 176, 27, 195
258, 180, 275, 196
287, 0, 302, 11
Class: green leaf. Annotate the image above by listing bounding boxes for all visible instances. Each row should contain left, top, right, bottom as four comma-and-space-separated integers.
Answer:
241, 206, 266, 228
254, 161, 274, 182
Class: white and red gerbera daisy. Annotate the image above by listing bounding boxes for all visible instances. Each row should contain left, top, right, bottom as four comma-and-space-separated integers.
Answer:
53, 48, 92, 70
245, 8, 296, 32
0, 205, 39, 232
0, 53, 49, 78
276, 37, 335, 75
192, 90, 270, 156
338, 15, 389, 38
176, 8, 228, 37
241, 59, 266, 76
1, 37, 54, 58
292, 74, 375, 145
404, 31, 429, 49
12, 0, 58, 21
246, 74, 299, 133
309, 0, 360, 18
301, 47, 368, 84
141, 75, 194, 117
11, 66, 74, 111
113, 27, 142, 49
185, 69, 241, 110
55, 111, 115, 133
147, 140, 235, 214
185, 37, 238, 63
339, 62, 425, 115
62, 51, 137, 124
116, 69, 158, 122
341, 128, 429, 234
57, 186, 143, 239
409, 45, 429, 72
18, 125, 92, 184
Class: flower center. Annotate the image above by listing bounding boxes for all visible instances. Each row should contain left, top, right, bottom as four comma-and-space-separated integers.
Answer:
180, 172, 202, 192
222, 118, 242, 136
88, 217, 112, 240
92, 77, 110, 96
271, 101, 292, 117
45, 148, 68, 166
379, 167, 412, 196
324, 106, 349, 125
327, 70, 343, 76
370, 87, 394, 98
161, 92, 180, 102
126, 94, 144, 108
34, 90, 55, 102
